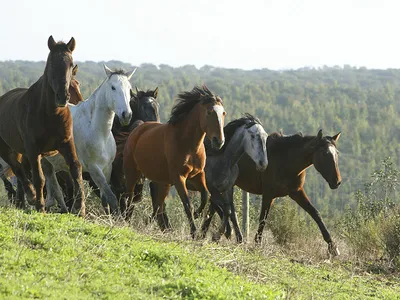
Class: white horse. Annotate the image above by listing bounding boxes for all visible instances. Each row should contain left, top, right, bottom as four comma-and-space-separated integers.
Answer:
43, 65, 136, 214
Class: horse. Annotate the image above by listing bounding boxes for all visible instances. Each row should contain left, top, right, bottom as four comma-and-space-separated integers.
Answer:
231, 129, 342, 255
42, 65, 135, 215
0, 36, 86, 215
61, 87, 161, 211
0, 73, 84, 206
123, 85, 226, 237
110, 87, 160, 211
172, 114, 268, 242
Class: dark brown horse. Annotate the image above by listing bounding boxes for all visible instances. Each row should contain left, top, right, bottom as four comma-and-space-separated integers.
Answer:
1, 72, 84, 206
0, 36, 85, 215
123, 85, 226, 237
231, 129, 341, 255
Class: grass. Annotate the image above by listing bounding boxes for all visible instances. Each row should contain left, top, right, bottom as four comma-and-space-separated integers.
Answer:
0, 207, 399, 299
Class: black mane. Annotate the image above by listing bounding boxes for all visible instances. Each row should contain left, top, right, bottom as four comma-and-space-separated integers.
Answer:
205, 113, 262, 155
168, 85, 222, 124
107, 69, 126, 77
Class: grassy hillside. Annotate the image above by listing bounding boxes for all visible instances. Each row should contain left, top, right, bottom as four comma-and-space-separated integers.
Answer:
0, 207, 399, 299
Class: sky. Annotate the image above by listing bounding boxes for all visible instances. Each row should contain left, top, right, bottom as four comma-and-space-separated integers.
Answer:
0, 0, 399, 70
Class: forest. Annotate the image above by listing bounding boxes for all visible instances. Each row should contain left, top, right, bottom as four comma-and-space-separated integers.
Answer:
0, 60, 399, 219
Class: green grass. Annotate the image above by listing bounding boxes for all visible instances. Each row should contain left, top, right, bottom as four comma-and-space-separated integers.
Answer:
0, 207, 399, 299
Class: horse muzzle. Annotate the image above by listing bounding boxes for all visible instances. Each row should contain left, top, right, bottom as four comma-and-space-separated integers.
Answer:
329, 181, 342, 189
119, 111, 132, 126
256, 161, 268, 172
211, 137, 225, 150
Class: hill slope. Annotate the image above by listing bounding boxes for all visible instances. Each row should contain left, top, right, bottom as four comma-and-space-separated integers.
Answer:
0, 208, 399, 299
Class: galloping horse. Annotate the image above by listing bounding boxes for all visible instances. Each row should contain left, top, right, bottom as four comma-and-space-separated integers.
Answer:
0, 71, 84, 206
43, 65, 135, 214
0, 36, 86, 215
233, 129, 342, 255
111, 87, 160, 210
123, 85, 226, 237
188, 114, 269, 242
55, 87, 160, 212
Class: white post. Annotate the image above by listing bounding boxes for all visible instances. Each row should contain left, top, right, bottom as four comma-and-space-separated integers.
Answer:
242, 189, 249, 240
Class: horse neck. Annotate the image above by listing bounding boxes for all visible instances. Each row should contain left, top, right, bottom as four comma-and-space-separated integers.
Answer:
177, 105, 207, 152
84, 85, 115, 138
283, 137, 316, 174
36, 73, 56, 114
219, 127, 246, 168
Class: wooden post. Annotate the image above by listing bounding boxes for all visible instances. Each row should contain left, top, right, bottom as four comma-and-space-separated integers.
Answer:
242, 189, 249, 240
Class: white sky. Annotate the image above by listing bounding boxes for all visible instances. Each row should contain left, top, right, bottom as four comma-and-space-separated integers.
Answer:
0, 0, 399, 70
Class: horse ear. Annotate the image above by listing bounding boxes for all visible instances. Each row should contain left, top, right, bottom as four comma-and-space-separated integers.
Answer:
126, 68, 137, 80
317, 129, 323, 140
48, 35, 56, 51
135, 86, 140, 94
130, 89, 135, 98
332, 132, 341, 143
66, 37, 76, 52
153, 87, 159, 99
104, 64, 113, 77
72, 65, 78, 76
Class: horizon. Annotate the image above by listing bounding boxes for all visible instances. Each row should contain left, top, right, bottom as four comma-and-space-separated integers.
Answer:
1, 0, 399, 71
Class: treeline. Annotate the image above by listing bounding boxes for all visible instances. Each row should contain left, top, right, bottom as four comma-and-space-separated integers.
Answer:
0, 61, 399, 218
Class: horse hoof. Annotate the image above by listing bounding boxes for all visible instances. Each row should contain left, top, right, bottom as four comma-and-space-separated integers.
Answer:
328, 242, 340, 257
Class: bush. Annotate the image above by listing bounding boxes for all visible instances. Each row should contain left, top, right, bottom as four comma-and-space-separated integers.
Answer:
339, 157, 400, 265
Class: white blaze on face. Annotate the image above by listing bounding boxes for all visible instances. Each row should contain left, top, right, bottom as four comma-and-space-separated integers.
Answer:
213, 105, 225, 128
328, 145, 338, 164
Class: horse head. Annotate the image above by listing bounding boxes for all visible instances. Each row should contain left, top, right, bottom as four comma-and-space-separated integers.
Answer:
310, 129, 342, 189
46, 35, 76, 107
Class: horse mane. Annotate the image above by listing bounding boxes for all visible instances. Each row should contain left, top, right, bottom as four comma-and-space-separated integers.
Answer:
107, 69, 126, 77
267, 131, 316, 154
134, 89, 157, 99
114, 120, 144, 159
205, 113, 262, 155
168, 85, 222, 124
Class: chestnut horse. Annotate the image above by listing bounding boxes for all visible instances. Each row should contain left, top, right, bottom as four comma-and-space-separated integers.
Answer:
0, 36, 85, 215
123, 85, 226, 237
233, 129, 342, 255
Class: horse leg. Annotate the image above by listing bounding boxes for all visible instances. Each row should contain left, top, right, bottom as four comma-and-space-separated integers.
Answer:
2, 176, 17, 204
289, 189, 340, 256
123, 165, 142, 220
56, 171, 74, 211
255, 193, 275, 244
16, 179, 26, 209
229, 200, 243, 243
25, 151, 45, 213
174, 175, 196, 238
110, 162, 125, 212
41, 158, 68, 213
200, 201, 216, 239
58, 141, 86, 217
190, 172, 209, 219
87, 164, 119, 215
83, 172, 101, 199
0, 146, 35, 208
150, 182, 171, 231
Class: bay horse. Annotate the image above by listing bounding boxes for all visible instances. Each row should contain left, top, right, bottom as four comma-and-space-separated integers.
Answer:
0, 72, 84, 207
0, 36, 86, 215
181, 114, 268, 242
42, 65, 135, 215
232, 129, 342, 255
123, 85, 226, 237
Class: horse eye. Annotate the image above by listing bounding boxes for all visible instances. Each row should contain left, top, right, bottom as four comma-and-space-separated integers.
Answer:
112, 86, 116, 91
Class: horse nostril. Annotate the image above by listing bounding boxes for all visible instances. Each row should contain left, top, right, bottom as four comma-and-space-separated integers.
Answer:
337, 181, 342, 186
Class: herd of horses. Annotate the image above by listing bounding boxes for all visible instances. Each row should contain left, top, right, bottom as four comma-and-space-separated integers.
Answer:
0, 36, 342, 256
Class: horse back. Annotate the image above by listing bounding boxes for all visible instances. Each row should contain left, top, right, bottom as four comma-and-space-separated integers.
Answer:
0, 88, 29, 152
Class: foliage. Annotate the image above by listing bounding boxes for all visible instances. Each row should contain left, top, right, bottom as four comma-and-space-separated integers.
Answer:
1, 61, 400, 216
339, 158, 400, 264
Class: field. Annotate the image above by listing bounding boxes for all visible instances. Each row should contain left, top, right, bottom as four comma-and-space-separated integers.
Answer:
0, 201, 399, 299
